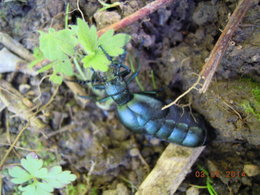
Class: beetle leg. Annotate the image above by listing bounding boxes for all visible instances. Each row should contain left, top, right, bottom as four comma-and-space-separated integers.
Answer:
78, 95, 96, 100
118, 48, 127, 64
126, 71, 139, 84
140, 88, 164, 94
97, 96, 111, 103
65, 79, 92, 85
126, 56, 141, 84
78, 94, 110, 103
99, 45, 113, 61
92, 84, 106, 90
118, 69, 131, 78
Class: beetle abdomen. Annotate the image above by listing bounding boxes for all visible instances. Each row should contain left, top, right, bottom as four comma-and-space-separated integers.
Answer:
155, 120, 206, 147
117, 94, 167, 132
117, 94, 206, 147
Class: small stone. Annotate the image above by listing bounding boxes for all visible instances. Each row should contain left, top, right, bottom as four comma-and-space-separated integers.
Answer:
116, 183, 129, 195
129, 148, 139, 157
186, 186, 200, 195
150, 137, 160, 145
243, 164, 260, 177
94, 11, 121, 29
192, 2, 217, 25
19, 84, 31, 94
241, 176, 252, 186
252, 53, 260, 62
102, 189, 117, 195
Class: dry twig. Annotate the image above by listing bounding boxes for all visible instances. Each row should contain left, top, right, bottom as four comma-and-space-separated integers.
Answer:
0, 80, 45, 129
162, 76, 201, 110
199, 0, 254, 93
0, 32, 34, 61
0, 123, 30, 170
97, 0, 176, 36
162, 0, 254, 109
136, 144, 205, 195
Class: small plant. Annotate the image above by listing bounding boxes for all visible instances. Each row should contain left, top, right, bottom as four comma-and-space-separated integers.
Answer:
241, 86, 260, 121
193, 166, 218, 195
239, 79, 260, 121
29, 18, 131, 84
7, 154, 76, 195
97, 0, 121, 12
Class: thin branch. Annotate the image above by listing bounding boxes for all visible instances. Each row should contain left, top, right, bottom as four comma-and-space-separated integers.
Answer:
0, 32, 34, 61
0, 143, 39, 152
162, 75, 201, 110
162, 0, 253, 110
199, 0, 254, 93
34, 86, 59, 116
0, 80, 46, 129
0, 123, 30, 170
97, 0, 176, 36
77, 0, 85, 21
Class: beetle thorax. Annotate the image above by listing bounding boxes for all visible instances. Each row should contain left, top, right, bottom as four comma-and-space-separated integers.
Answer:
105, 78, 132, 105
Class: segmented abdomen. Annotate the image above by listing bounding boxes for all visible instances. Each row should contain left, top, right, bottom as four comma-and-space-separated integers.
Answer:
117, 94, 206, 147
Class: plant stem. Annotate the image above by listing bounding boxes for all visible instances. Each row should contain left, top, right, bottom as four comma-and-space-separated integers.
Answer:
150, 70, 157, 90
129, 57, 144, 91
73, 58, 87, 80
97, 0, 176, 36
65, 4, 70, 29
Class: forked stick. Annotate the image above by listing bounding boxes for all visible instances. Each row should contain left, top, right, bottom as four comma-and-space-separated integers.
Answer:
162, 0, 254, 110
199, 0, 254, 93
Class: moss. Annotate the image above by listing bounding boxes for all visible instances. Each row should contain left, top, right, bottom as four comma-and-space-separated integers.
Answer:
65, 183, 89, 195
239, 78, 260, 121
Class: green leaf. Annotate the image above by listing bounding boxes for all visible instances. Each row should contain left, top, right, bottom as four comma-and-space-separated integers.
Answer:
77, 18, 98, 55
52, 58, 73, 76
43, 166, 76, 189
19, 182, 53, 195
37, 182, 54, 193
33, 47, 44, 59
8, 154, 76, 194
98, 29, 114, 43
37, 63, 54, 73
39, 28, 77, 60
50, 73, 63, 85
82, 49, 110, 72
99, 30, 131, 56
69, 25, 78, 35
8, 166, 31, 184
21, 155, 43, 176
28, 48, 45, 68
33, 168, 48, 179
19, 184, 37, 195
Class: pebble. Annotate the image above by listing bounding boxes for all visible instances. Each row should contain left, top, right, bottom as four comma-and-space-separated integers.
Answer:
129, 148, 139, 157
186, 186, 200, 195
19, 84, 31, 94
102, 183, 129, 195
243, 164, 260, 177
94, 11, 121, 29
241, 176, 252, 186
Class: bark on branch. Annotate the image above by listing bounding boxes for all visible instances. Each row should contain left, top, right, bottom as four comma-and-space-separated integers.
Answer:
199, 0, 254, 93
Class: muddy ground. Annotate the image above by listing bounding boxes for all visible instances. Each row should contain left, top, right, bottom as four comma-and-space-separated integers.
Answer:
0, 0, 259, 194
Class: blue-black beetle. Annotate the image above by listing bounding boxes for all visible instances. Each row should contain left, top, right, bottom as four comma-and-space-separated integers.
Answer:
75, 47, 207, 147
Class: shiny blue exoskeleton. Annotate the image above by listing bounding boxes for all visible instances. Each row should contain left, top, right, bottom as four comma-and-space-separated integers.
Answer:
77, 47, 207, 147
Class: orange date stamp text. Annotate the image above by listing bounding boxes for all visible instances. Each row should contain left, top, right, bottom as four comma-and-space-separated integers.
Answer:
195, 170, 246, 178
